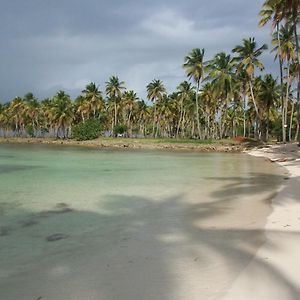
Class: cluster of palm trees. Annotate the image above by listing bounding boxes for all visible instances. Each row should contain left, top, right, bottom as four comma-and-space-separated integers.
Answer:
0, 0, 299, 142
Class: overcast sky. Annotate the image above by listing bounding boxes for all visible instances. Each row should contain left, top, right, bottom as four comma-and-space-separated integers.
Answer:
0, 0, 274, 102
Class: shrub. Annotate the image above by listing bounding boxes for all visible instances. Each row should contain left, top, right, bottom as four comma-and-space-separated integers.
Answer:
113, 124, 127, 136
72, 119, 102, 140
25, 124, 34, 137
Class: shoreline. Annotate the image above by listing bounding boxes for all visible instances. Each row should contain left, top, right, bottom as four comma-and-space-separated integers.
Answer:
223, 143, 300, 300
0, 137, 245, 152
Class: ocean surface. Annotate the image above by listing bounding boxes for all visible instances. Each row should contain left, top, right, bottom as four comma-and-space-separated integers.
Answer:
0, 144, 284, 300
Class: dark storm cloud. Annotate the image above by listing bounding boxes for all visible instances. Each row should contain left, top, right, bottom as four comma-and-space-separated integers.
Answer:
0, 0, 274, 102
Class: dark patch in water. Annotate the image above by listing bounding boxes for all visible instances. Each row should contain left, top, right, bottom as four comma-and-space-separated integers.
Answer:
38, 205, 74, 218
0, 164, 40, 174
46, 233, 69, 242
0, 154, 15, 159
20, 219, 39, 227
0, 202, 21, 215
0, 226, 11, 236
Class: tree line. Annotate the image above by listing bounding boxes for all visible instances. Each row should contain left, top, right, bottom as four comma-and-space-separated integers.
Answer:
0, 0, 299, 142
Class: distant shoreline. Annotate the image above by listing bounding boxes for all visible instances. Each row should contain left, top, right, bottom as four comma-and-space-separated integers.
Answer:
0, 137, 245, 152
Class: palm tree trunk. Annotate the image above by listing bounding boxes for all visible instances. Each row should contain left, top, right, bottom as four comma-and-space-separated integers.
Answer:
176, 100, 183, 138
289, 101, 295, 141
276, 23, 285, 141
283, 59, 290, 143
243, 95, 246, 137
294, 122, 299, 142
114, 100, 117, 127
152, 103, 156, 138
195, 80, 201, 138
292, 21, 300, 143
249, 79, 262, 140
249, 80, 259, 118
128, 109, 132, 137
181, 110, 186, 138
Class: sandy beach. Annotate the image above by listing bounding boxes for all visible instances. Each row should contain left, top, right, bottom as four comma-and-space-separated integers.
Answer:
222, 143, 300, 300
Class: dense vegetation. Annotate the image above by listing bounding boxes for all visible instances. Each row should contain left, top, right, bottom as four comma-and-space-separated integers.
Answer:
0, 0, 299, 142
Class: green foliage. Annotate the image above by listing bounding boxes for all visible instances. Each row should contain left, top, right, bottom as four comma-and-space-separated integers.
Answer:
114, 124, 127, 135
72, 119, 102, 140
25, 124, 34, 137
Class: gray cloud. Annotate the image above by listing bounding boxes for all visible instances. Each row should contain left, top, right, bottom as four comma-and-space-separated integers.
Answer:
0, 0, 275, 102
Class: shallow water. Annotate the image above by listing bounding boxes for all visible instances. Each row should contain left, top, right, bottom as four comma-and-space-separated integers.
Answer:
0, 144, 284, 300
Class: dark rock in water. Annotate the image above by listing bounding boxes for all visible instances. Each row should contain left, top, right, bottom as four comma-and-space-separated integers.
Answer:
55, 207, 74, 213
46, 233, 69, 242
55, 202, 68, 209
38, 204, 74, 218
21, 219, 39, 227
0, 226, 10, 236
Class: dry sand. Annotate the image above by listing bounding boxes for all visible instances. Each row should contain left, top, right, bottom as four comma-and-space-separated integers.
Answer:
222, 143, 300, 300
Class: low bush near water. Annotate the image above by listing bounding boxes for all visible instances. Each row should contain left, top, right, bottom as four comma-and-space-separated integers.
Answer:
72, 119, 102, 140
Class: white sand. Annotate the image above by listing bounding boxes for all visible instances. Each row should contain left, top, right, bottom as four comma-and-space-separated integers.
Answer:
222, 143, 300, 300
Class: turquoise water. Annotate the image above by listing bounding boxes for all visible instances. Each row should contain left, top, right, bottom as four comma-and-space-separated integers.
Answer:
0, 144, 283, 300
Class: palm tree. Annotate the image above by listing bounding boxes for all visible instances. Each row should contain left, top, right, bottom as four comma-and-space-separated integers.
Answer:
8, 97, 26, 136
261, 0, 300, 141
272, 23, 295, 142
105, 76, 125, 129
183, 48, 205, 138
256, 74, 280, 141
200, 82, 216, 138
0, 103, 10, 137
232, 38, 268, 140
135, 100, 150, 137
206, 52, 235, 138
176, 81, 194, 137
156, 94, 176, 137
82, 82, 104, 118
24, 94, 40, 137
146, 79, 166, 137
51, 91, 74, 138
122, 90, 139, 137
259, 0, 285, 122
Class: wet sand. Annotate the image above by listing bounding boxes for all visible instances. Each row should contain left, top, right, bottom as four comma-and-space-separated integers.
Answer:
222, 143, 300, 300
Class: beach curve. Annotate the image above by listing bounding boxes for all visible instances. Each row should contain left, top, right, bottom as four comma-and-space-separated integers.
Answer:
222, 143, 300, 300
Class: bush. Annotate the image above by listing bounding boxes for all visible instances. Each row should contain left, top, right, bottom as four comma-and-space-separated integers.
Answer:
25, 124, 34, 137
113, 124, 127, 136
72, 119, 102, 140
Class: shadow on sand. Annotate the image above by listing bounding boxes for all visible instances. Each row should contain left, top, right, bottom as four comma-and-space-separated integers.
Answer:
0, 173, 299, 300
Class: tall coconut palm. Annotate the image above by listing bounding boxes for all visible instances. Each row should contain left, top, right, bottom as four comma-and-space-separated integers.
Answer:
206, 52, 235, 138
24, 94, 40, 137
272, 23, 295, 142
8, 97, 26, 136
262, 0, 300, 141
232, 38, 268, 140
135, 100, 150, 137
122, 90, 139, 137
82, 82, 104, 118
156, 94, 176, 137
51, 90, 74, 138
200, 82, 217, 138
176, 81, 195, 137
105, 76, 125, 128
183, 48, 205, 138
0, 103, 10, 137
146, 79, 166, 137
256, 74, 280, 140
259, 0, 285, 120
